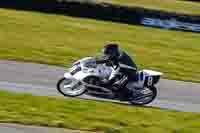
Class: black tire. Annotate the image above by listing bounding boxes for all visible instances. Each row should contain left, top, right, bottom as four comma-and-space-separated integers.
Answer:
129, 86, 157, 105
57, 77, 86, 97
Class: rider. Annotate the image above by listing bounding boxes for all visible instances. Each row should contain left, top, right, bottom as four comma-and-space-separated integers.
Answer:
97, 43, 138, 99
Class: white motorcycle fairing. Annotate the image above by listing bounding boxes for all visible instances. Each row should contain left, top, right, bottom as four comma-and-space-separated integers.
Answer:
64, 57, 163, 90
127, 69, 163, 89
143, 69, 163, 76
64, 57, 112, 83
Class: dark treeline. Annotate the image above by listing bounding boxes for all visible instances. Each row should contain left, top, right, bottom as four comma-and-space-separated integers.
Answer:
0, 0, 200, 29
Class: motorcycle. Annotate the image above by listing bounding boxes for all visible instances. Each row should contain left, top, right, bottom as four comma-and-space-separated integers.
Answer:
57, 57, 163, 105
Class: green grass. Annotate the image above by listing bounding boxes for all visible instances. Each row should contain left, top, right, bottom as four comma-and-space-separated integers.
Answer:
0, 90, 200, 133
98, 0, 200, 15
0, 8, 200, 82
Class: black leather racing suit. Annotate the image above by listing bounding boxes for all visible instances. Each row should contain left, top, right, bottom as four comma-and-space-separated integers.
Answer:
97, 51, 137, 98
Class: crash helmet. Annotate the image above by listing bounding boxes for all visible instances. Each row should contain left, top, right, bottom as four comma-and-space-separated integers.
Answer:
102, 43, 120, 59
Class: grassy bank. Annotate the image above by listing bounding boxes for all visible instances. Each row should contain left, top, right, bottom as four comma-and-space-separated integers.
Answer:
101, 0, 200, 15
0, 90, 200, 133
0, 8, 200, 82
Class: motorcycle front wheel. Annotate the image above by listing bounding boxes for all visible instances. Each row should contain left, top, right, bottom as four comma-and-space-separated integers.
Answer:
57, 78, 86, 97
129, 86, 157, 105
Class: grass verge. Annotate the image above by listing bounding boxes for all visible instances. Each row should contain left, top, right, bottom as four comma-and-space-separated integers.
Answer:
0, 90, 200, 133
100, 0, 200, 15
0, 8, 200, 82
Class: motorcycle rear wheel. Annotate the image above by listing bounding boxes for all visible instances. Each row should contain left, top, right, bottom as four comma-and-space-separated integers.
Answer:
129, 86, 157, 105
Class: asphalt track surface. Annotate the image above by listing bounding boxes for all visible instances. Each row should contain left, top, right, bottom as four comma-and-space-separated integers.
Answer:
0, 60, 200, 112
0, 123, 93, 133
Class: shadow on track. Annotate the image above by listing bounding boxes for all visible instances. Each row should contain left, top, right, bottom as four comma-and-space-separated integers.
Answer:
75, 93, 177, 112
